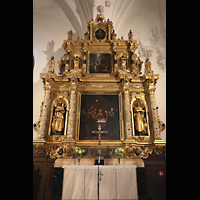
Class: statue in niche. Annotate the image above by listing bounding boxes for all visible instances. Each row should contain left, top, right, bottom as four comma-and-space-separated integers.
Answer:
73, 55, 80, 70
70, 55, 81, 73
133, 100, 148, 135
48, 56, 55, 73
145, 59, 153, 74
120, 54, 127, 70
51, 102, 66, 135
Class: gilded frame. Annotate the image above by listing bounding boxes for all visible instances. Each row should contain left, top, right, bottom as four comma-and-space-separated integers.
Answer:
89, 53, 111, 74
75, 91, 124, 145
93, 27, 107, 42
87, 49, 113, 75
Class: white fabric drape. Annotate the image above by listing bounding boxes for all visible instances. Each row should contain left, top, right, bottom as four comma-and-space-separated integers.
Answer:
62, 165, 138, 200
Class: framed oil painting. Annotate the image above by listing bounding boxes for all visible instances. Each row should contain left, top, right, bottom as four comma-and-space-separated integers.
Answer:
79, 95, 120, 140
90, 53, 111, 73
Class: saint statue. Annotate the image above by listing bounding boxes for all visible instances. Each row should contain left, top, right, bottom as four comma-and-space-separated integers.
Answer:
52, 103, 65, 134
128, 30, 133, 40
145, 59, 153, 74
73, 55, 80, 70
48, 56, 55, 73
120, 54, 127, 70
111, 30, 116, 40
134, 102, 145, 133
68, 30, 73, 40
67, 30, 73, 40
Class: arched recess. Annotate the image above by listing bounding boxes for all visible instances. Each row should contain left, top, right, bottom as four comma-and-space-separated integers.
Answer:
131, 97, 150, 137
48, 96, 69, 137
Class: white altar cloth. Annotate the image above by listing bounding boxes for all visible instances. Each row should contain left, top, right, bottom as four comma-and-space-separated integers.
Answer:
62, 165, 138, 200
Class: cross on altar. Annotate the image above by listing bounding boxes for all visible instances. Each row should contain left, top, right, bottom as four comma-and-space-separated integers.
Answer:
98, 171, 103, 181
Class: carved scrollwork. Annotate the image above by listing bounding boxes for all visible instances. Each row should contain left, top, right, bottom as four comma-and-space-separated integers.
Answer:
125, 145, 153, 159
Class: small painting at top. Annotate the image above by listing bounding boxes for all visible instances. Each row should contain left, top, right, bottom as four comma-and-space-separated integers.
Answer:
90, 53, 111, 73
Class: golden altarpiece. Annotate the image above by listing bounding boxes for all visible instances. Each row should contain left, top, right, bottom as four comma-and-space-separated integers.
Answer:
33, 14, 165, 164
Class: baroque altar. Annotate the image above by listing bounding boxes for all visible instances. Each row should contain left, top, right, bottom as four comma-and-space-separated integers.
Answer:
33, 14, 166, 162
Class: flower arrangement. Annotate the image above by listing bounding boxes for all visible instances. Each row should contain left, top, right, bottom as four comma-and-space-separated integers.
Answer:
113, 147, 125, 157
74, 146, 85, 157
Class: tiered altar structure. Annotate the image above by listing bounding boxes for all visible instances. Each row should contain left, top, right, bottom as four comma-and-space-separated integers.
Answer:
33, 14, 165, 164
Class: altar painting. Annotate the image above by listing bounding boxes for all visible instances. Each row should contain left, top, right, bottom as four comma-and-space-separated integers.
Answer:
90, 53, 111, 73
79, 95, 120, 140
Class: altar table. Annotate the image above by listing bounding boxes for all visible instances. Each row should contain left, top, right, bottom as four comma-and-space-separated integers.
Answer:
62, 165, 138, 200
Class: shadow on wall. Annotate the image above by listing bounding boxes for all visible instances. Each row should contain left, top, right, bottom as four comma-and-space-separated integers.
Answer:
41, 33, 79, 74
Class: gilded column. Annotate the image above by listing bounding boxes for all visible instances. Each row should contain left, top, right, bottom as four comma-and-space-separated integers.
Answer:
123, 81, 133, 139
67, 79, 77, 139
38, 87, 51, 139
148, 88, 160, 139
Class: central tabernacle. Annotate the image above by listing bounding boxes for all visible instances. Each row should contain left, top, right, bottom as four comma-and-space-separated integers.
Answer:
79, 95, 120, 140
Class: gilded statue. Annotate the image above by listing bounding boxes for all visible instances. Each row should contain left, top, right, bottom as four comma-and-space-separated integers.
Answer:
128, 30, 133, 40
52, 103, 65, 134
134, 102, 147, 133
120, 54, 127, 70
48, 56, 55, 73
134, 56, 143, 75
73, 55, 80, 70
145, 59, 153, 74
111, 30, 116, 40
68, 30, 73, 40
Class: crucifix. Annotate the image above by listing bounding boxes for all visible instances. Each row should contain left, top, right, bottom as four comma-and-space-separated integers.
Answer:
97, 124, 103, 200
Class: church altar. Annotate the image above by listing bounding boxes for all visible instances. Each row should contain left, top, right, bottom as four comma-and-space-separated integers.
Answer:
62, 165, 138, 200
